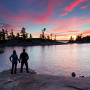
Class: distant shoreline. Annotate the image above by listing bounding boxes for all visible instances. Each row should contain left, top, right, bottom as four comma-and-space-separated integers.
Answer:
1, 39, 90, 47
0, 39, 67, 46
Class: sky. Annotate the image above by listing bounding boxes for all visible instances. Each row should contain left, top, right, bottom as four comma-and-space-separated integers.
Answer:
0, 0, 90, 40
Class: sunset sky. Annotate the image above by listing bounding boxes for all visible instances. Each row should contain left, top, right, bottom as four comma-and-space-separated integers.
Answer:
0, 0, 90, 40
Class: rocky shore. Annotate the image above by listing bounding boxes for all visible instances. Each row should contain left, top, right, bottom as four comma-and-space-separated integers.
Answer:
0, 68, 90, 90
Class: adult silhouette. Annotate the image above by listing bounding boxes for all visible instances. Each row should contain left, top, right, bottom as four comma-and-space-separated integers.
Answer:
9, 50, 20, 74
20, 49, 29, 73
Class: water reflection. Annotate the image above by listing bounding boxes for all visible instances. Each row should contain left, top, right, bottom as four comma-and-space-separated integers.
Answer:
0, 44, 90, 76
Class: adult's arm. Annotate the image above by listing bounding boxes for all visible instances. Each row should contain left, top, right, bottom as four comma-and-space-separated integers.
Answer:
9, 55, 12, 62
20, 53, 22, 60
16, 54, 20, 63
26, 53, 29, 60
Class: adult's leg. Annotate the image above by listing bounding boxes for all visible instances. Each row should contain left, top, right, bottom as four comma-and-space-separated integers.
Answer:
20, 61, 24, 73
25, 61, 29, 73
11, 62, 14, 74
14, 62, 17, 74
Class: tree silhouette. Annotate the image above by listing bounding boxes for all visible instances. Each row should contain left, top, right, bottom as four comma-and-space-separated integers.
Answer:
10, 29, 15, 39
69, 36, 75, 43
0, 31, 2, 40
47, 36, 50, 40
25, 33, 28, 39
76, 34, 82, 42
50, 33, 52, 40
30, 34, 32, 39
54, 35, 56, 41
40, 34, 42, 39
2, 28, 5, 40
16, 32, 20, 39
21, 27, 26, 39
42, 28, 46, 39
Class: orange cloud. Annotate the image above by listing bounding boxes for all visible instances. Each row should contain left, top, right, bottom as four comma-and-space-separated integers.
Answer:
67, 30, 80, 33
83, 30, 90, 35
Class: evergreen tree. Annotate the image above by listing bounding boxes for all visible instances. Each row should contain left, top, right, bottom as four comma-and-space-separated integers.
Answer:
30, 34, 32, 39
21, 27, 26, 39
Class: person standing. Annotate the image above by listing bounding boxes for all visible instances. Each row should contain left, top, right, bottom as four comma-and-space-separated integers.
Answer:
20, 49, 29, 73
9, 50, 20, 74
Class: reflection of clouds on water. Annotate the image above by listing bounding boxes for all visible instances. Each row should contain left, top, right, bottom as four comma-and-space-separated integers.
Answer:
0, 44, 90, 76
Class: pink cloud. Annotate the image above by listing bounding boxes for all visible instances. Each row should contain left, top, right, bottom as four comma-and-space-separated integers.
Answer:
0, 0, 65, 24
60, 0, 88, 16
34, 0, 64, 24
77, 20, 90, 26
67, 30, 80, 33
64, 0, 88, 11
50, 17, 90, 33
60, 12, 68, 16
33, 30, 89, 39
81, 5, 88, 9
0, 23, 23, 34
6, 11, 32, 22
83, 30, 90, 35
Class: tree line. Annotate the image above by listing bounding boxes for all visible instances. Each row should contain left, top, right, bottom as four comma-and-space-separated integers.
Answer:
0, 27, 56, 41
69, 34, 90, 43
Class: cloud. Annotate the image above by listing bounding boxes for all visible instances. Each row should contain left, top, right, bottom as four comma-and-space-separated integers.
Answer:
83, 30, 90, 35
0, 23, 23, 33
0, 0, 65, 24
80, 5, 88, 9
49, 17, 90, 33
60, 12, 68, 16
67, 30, 80, 33
64, 0, 88, 11
34, 0, 65, 24
60, 0, 88, 16
46, 17, 90, 39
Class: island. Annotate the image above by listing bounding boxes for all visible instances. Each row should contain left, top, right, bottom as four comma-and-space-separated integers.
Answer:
0, 28, 66, 46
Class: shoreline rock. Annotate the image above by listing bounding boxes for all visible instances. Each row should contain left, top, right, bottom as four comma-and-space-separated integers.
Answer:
0, 68, 90, 90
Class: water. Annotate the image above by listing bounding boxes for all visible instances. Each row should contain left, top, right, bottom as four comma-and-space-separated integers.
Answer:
0, 43, 90, 77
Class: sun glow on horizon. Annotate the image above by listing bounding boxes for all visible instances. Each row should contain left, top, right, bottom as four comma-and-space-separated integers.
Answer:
73, 36, 76, 40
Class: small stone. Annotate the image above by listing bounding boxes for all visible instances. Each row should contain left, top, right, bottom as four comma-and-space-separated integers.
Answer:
71, 72, 76, 77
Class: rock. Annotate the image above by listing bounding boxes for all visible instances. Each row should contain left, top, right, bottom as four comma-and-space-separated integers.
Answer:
0, 69, 90, 90
79, 76, 85, 78
0, 48, 4, 54
71, 72, 76, 77
0, 68, 37, 90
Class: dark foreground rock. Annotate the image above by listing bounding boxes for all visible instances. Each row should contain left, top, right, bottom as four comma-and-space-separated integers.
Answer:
0, 68, 90, 90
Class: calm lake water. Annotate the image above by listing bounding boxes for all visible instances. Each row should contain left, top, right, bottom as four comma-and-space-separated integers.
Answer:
0, 43, 90, 76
